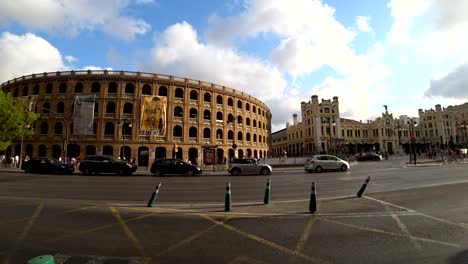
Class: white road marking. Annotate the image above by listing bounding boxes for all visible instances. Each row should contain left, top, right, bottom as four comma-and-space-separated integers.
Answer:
392, 214, 422, 251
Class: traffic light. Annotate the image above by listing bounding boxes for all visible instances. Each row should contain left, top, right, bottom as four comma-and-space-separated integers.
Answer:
410, 133, 415, 139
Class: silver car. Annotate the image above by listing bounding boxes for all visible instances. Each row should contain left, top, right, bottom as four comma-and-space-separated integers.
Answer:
228, 158, 272, 175
304, 155, 349, 173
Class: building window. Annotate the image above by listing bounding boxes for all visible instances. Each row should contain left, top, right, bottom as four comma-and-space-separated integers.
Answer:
40, 122, 48, 134
46, 83, 53, 94
190, 90, 198, 101
43, 102, 50, 113
106, 102, 116, 113
216, 112, 223, 121
203, 127, 211, 139
108, 82, 117, 94
142, 84, 151, 95
56, 102, 65, 113
189, 108, 197, 118
33, 84, 40, 95
237, 100, 242, 109
55, 122, 63, 135
125, 83, 135, 94
91, 82, 100, 93
104, 122, 114, 135
158, 86, 168, 96
75, 82, 83, 93
175, 88, 184, 99
204, 92, 211, 104
123, 102, 133, 114
204, 110, 211, 121
189, 127, 197, 138
173, 125, 183, 137
228, 98, 234, 107
174, 106, 183, 117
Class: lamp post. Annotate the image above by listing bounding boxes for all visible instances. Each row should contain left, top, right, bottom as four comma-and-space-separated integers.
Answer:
407, 119, 417, 165
19, 123, 31, 169
119, 119, 132, 160
461, 122, 467, 148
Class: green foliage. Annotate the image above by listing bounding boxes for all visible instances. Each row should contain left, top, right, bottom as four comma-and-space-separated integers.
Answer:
0, 90, 38, 151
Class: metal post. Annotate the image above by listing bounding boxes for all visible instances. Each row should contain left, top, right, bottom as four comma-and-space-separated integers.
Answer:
19, 130, 24, 169
122, 124, 125, 160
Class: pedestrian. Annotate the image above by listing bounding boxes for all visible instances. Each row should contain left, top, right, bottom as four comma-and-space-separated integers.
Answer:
15, 155, 19, 168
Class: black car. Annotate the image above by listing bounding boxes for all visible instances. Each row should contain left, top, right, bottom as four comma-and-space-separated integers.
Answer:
150, 159, 202, 176
78, 155, 138, 175
356, 153, 383, 161
21, 157, 75, 174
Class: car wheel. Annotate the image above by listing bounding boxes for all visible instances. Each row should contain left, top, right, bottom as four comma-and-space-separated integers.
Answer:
118, 169, 125, 176
340, 164, 348, 171
84, 168, 91, 175
231, 168, 241, 176
315, 166, 323, 173
153, 170, 161, 176
260, 167, 271, 175
187, 169, 195, 176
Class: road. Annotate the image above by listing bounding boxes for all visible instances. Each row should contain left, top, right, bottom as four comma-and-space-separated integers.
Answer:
1, 159, 468, 263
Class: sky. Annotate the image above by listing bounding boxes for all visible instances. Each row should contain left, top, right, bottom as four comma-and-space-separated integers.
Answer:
0, 0, 467, 132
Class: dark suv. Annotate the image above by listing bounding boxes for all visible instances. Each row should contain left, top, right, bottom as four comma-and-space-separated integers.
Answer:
79, 155, 137, 175
150, 159, 202, 176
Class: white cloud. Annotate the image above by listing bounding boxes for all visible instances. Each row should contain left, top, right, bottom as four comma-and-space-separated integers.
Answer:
65, 55, 78, 64
0, 0, 151, 40
0, 32, 65, 83
149, 22, 287, 102
82, 66, 113, 71
356, 16, 373, 33
424, 60, 468, 99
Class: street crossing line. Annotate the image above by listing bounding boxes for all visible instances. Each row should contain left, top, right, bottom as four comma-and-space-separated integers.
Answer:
110, 207, 147, 258
392, 214, 422, 251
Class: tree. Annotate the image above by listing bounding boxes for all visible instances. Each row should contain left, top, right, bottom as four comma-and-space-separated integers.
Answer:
0, 90, 38, 151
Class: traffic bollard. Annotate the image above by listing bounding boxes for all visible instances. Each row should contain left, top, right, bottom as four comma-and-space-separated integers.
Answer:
309, 182, 317, 213
28, 255, 55, 264
225, 182, 232, 212
147, 182, 162, 207
357, 176, 371, 197
264, 178, 271, 205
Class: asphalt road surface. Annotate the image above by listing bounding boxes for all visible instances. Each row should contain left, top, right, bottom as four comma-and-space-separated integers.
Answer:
1, 159, 468, 263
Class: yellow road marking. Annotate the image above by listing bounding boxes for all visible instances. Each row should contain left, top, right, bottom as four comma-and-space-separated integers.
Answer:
321, 218, 460, 248
295, 216, 316, 253
391, 214, 422, 251
198, 214, 331, 264
110, 207, 146, 258
2, 201, 44, 264
0, 205, 98, 225
157, 216, 232, 256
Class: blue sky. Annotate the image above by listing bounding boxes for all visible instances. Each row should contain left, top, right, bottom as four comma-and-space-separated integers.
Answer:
1, 0, 467, 132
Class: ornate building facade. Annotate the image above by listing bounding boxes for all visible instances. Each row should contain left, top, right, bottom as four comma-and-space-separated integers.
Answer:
1, 70, 271, 166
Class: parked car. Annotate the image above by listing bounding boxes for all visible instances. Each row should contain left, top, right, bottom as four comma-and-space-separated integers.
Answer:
21, 157, 75, 174
78, 155, 137, 175
304, 155, 349, 173
150, 158, 202, 176
228, 158, 272, 176
356, 153, 382, 161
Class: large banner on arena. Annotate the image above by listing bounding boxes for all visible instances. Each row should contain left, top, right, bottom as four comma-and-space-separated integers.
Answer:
140, 95, 167, 136
73, 95, 95, 135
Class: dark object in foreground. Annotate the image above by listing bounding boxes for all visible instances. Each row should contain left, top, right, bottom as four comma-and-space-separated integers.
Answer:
150, 158, 202, 176
78, 155, 137, 175
21, 157, 75, 174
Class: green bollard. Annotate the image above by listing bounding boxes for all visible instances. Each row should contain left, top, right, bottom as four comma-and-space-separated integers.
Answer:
264, 178, 271, 204
225, 182, 231, 212
357, 176, 371, 197
28, 255, 55, 264
147, 182, 162, 207
309, 182, 317, 213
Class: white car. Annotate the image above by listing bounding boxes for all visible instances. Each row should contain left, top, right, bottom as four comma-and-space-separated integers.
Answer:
304, 155, 350, 173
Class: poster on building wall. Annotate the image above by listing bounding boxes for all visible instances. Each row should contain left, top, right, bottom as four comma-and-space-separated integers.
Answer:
140, 95, 167, 136
204, 149, 215, 165
73, 95, 95, 135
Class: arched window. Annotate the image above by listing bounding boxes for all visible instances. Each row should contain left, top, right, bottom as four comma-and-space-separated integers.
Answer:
253, 134, 257, 142
106, 102, 116, 113
228, 98, 233, 107
259, 135, 262, 143
59, 83, 67, 93
216, 112, 223, 121
56, 102, 65, 113
227, 114, 234, 123
246, 133, 251, 141
158, 86, 168, 96
104, 122, 114, 135
258, 108, 262, 114
190, 90, 198, 101
204, 110, 211, 121
108, 82, 117, 94
174, 106, 183, 117
40, 122, 48, 134
142, 84, 151, 95
43, 102, 50, 113
190, 108, 198, 118
246, 118, 250, 126
237, 131, 243, 140
203, 128, 211, 139
33, 84, 39, 95
216, 129, 223, 139
91, 82, 100, 93
125, 83, 135, 94
123, 102, 133, 114
246, 103, 250, 111
189, 127, 197, 138
46, 83, 53, 94
173, 125, 183, 137
216, 95, 223, 105
94, 101, 99, 113
22, 86, 28, 96
253, 120, 257, 127
55, 122, 63, 135
258, 121, 262, 129
228, 130, 234, 140
237, 100, 242, 109
253, 105, 256, 113
204, 92, 211, 103
75, 82, 83, 93
237, 115, 242, 124
175, 88, 184, 98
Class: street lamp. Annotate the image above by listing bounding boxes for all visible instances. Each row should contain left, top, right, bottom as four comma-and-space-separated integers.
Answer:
119, 119, 132, 160
407, 119, 417, 165
18, 123, 31, 169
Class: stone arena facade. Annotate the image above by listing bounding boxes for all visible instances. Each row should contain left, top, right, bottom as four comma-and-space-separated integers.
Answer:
1, 70, 271, 167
